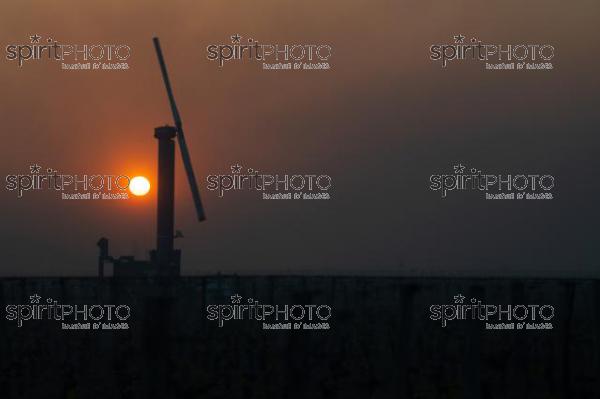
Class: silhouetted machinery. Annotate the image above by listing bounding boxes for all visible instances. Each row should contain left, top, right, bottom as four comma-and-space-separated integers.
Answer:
97, 38, 206, 278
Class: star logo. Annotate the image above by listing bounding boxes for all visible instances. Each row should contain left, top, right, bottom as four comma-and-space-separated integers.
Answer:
230, 294, 242, 304
453, 294, 465, 304
231, 164, 242, 174
29, 294, 41, 304
30, 34, 41, 43
453, 34, 465, 44
231, 34, 242, 44
30, 164, 42, 174
453, 164, 465, 174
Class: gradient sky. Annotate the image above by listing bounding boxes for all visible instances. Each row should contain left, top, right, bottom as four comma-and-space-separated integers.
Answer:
1, 0, 599, 277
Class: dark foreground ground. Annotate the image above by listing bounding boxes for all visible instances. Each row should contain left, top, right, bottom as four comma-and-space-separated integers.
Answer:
0, 276, 598, 399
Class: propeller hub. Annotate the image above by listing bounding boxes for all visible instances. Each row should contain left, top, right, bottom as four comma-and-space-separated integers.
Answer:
154, 125, 177, 140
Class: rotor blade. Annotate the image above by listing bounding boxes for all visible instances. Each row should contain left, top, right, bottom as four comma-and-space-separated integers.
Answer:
153, 37, 206, 221
176, 129, 206, 221
153, 37, 182, 128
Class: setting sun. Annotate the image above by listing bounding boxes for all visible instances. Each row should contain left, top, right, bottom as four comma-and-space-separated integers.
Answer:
129, 176, 150, 196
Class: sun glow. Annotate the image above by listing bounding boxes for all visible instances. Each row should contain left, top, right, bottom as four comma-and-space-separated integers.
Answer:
129, 176, 150, 196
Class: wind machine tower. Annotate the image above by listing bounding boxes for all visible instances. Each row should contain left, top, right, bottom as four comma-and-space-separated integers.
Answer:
97, 37, 206, 278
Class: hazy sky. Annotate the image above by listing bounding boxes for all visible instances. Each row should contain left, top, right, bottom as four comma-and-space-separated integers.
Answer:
1, 0, 599, 277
